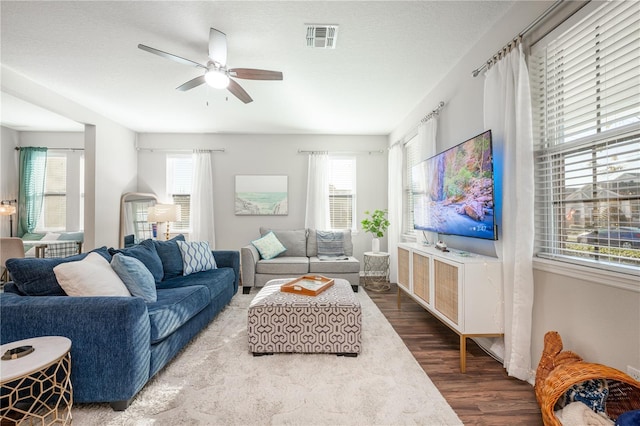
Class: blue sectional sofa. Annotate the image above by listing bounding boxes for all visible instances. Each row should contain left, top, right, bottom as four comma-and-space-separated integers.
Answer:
0, 236, 239, 410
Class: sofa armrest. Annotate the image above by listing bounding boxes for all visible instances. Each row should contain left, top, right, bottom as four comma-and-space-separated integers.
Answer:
241, 245, 259, 288
212, 250, 240, 293
0, 292, 151, 404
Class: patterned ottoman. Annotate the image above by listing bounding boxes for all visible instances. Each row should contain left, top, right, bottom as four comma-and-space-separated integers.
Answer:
248, 278, 362, 356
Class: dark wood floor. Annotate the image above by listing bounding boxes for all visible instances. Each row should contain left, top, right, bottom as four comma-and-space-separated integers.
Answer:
365, 283, 543, 426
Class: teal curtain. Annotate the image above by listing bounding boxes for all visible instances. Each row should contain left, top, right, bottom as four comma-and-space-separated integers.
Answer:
18, 147, 48, 236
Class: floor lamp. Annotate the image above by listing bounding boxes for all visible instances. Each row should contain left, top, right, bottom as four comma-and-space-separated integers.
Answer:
0, 199, 17, 237
148, 204, 181, 241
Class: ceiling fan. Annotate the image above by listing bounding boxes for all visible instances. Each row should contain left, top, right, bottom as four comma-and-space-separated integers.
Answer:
138, 28, 283, 104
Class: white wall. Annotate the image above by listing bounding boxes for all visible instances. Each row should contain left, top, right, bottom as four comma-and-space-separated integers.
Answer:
389, 1, 640, 375
0, 126, 19, 237
1, 67, 137, 249
137, 133, 388, 265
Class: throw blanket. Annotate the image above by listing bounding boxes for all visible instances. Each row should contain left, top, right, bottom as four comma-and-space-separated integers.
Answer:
316, 231, 348, 261
555, 402, 613, 426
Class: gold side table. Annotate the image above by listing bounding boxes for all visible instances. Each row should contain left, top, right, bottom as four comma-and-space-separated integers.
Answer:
363, 251, 391, 292
1, 336, 72, 425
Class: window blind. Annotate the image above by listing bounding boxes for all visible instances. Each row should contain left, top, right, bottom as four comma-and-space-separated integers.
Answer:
167, 155, 193, 231
530, 0, 640, 274
40, 154, 67, 230
403, 136, 420, 236
328, 156, 356, 230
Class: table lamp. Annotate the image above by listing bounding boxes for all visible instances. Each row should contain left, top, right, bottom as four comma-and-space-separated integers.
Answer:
147, 204, 181, 241
0, 200, 17, 237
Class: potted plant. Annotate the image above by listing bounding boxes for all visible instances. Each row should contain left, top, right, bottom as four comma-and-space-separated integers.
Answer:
361, 209, 390, 253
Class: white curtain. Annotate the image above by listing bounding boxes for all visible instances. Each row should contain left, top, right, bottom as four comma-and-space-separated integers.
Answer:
416, 118, 438, 244
304, 153, 329, 230
387, 142, 403, 283
483, 44, 535, 381
190, 151, 216, 247
388, 117, 438, 282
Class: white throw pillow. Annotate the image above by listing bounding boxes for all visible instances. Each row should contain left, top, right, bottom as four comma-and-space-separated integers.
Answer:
53, 252, 131, 297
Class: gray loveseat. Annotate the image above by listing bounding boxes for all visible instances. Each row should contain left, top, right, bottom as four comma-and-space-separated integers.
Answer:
241, 228, 360, 293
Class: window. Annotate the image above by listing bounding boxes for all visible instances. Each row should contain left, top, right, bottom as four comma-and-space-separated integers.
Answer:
328, 156, 356, 230
37, 150, 84, 232
403, 136, 421, 236
167, 155, 193, 231
530, 1, 640, 274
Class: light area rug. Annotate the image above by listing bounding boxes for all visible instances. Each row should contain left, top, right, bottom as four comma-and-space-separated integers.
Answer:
73, 289, 462, 426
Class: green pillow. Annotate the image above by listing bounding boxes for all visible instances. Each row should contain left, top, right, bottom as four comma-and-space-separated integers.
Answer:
251, 231, 286, 260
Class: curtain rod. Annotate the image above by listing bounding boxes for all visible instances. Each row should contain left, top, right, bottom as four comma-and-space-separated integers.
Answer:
136, 148, 225, 153
471, 0, 564, 77
298, 149, 384, 155
391, 100, 445, 148
15, 147, 84, 152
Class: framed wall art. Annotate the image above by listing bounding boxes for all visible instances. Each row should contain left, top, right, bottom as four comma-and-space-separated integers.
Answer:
235, 175, 288, 215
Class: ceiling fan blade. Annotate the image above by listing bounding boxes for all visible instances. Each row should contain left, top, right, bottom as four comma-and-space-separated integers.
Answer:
138, 44, 207, 69
229, 68, 283, 80
227, 79, 253, 104
209, 28, 227, 67
176, 75, 206, 91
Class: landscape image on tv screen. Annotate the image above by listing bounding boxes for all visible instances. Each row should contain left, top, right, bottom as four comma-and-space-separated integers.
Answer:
412, 130, 497, 240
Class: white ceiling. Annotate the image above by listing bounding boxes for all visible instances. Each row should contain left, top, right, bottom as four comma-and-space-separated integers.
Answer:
0, 1, 514, 135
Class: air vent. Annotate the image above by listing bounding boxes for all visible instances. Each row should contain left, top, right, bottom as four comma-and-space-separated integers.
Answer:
306, 24, 339, 49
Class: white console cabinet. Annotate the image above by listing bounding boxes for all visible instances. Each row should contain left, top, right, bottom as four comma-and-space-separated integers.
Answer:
397, 243, 503, 372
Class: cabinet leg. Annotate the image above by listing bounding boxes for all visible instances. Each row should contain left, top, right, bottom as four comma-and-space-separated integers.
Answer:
397, 287, 402, 309
460, 335, 467, 373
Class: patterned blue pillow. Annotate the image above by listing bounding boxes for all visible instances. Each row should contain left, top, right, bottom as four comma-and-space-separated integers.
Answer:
251, 231, 286, 260
177, 241, 217, 276
111, 253, 157, 303
555, 378, 609, 413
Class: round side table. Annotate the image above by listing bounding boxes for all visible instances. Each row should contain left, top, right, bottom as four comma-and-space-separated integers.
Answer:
1, 336, 73, 425
363, 251, 391, 292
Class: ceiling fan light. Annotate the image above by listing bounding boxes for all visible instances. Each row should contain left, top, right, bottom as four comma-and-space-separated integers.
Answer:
205, 70, 230, 89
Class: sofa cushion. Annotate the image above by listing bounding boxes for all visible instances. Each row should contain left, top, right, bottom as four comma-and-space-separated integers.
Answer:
5, 247, 112, 296
157, 267, 234, 304
252, 231, 287, 260
177, 241, 217, 275
260, 228, 307, 257
309, 256, 360, 274
256, 256, 309, 275
307, 229, 354, 257
153, 234, 186, 280
54, 252, 131, 297
109, 240, 164, 283
111, 253, 157, 302
147, 285, 210, 344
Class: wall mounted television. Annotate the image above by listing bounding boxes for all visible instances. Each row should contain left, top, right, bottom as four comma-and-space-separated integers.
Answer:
412, 130, 498, 240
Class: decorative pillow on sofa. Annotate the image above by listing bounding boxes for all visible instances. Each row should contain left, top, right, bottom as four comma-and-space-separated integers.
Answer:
259, 228, 306, 257
177, 241, 217, 276
53, 252, 131, 297
5, 247, 112, 296
316, 230, 348, 260
153, 234, 186, 280
252, 231, 287, 260
109, 239, 164, 283
111, 253, 157, 302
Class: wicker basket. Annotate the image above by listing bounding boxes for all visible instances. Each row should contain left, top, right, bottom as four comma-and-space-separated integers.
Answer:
535, 331, 640, 426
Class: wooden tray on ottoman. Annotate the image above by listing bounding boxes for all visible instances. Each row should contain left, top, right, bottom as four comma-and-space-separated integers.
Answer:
280, 275, 334, 296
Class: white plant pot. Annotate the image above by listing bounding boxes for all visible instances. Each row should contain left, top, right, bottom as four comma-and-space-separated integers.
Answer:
372, 238, 380, 253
